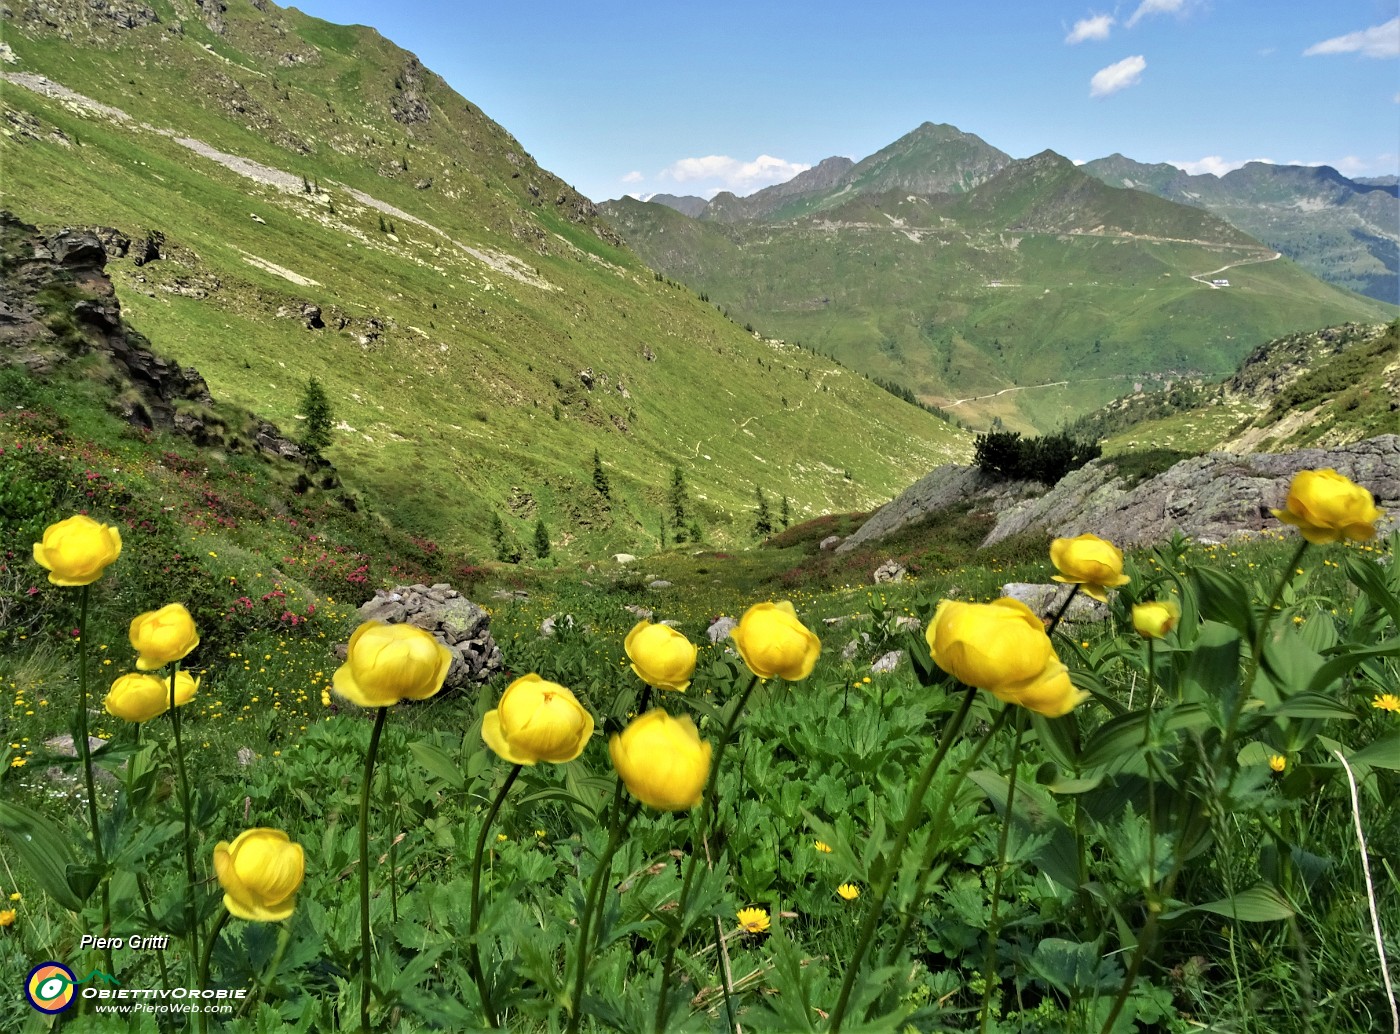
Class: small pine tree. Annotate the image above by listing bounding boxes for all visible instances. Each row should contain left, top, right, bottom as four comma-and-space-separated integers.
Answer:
592, 450, 611, 499
668, 466, 690, 532
780, 495, 791, 530
754, 487, 773, 538
300, 377, 334, 455
490, 512, 522, 564
533, 519, 551, 560
378, 214, 387, 233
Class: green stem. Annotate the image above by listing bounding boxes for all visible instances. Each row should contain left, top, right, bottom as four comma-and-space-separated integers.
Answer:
977, 708, 1028, 1034
168, 662, 199, 978
885, 706, 1011, 965
74, 586, 114, 976
134, 874, 171, 993
566, 797, 639, 1034
1224, 539, 1308, 751
1047, 583, 1082, 635
468, 763, 523, 1028
700, 674, 761, 837
238, 922, 291, 1019
358, 706, 389, 1034
653, 842, 703, 1034
196, 909, 232, 1034
1145, 639, 1159, 901
829, 684, 978, 1033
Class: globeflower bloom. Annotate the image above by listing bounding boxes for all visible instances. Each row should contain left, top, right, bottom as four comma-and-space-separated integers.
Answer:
1050, 533, 1131, 603
1272, 468, 1383, 544
482, 674, 594, 765
730, 601, 821, 681
1132, 599, 1181, 640
624, 620, 698, 692
332, 620, 451, 708
129, 604, 200, 670
926, 598, 1087, 717
212, 828, 305, 922
609, 709, 711, 811
33, 515, 123, 586
104, 671, 199, 723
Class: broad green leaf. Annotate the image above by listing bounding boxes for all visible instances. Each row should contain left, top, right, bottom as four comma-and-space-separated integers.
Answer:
1306, 637, 1400, 694
1342, 552, 1400, 628
407, 739, 466, 790
1346, 733, 1400, 770
1170, 883, 1295, 922
1194, 568, 1255, 638
1263, 692, 1358, 721
1079, 703, 1214, 769
0, 800, 87, 911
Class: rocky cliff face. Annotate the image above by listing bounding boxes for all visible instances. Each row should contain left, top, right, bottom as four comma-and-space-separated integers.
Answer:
844, 435, 1399, 553
0, 210, 333, 480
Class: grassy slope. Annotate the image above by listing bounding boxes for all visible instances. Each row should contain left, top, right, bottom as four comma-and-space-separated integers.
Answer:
1070, 321, 1400, 456
603, 158, 1396, 435
0, 0, 966, 560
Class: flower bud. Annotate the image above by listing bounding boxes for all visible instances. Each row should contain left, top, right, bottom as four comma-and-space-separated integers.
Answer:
625, 621, 698, 692
482, 674, 594, 765
1050, 533, 1130, 602
33, 515, 122, 586
730, 601, 821, 681
1132, 599, 1181, 640
609, 709, 711, 811
1271, 468, 1383, 544
212, 828, 305, 922
129, 604, 200, 670
332, 620, 451, 708
104, 670, 199, 723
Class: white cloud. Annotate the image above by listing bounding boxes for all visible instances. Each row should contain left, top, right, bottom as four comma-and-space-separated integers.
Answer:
1303, 18, 1400, 59
621, 170, 643, 184
1066, 13, 1114, 43
660, 154, 811, 195
1125, 0, 1186, 28
1089, 55, 1147, 96
1168, 156, 1273, 177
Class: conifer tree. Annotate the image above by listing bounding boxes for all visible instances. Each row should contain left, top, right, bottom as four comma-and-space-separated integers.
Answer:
780, 495, 791, 530
533, 519, 551, 560
300, 377, 334, 455
592, 450, 611, 499
754, 487, 773, 537
491, 512, 521, 564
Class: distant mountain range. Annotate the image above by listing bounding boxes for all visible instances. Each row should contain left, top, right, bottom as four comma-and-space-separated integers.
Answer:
603, 123, 1395, 433
0, 0, 967, 557
639, 126, 1397, 306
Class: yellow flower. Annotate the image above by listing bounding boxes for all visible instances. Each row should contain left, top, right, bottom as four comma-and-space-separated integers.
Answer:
926, 598, 1088, 717
104, 671, 199, 723
482, 674, 594, 765
129, 604, 200, 670
332, 621, 451, 708
1272, 469, 1383, 544
1269, 754, 1286, 773
737, 906, 770, 934
837, 883, 860, 901
0, 909, 15, 927
9, 893, 20, 902
1373, 694, 1400, 713
730, 601, 821, 681
814, 841, 833, 854
609, 709, 711, 811
32, 515, 122, 586
1050, 534, 1131, 603
624, 620, 698, 692
212, 828, 305, 922
1132, 599, 1182, 640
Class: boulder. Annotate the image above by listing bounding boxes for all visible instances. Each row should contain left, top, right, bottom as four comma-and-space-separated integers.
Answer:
707, 616, 738, 644
819, 535, 843, 551
872, 559, 907, 584
351, 584, 502, 691
1001, 583, 1110, 624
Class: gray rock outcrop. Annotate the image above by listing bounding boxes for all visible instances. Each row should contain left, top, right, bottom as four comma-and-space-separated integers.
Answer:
983, 435, 1399, 548
353, 583, 503, 691
836, 465, 1041, 553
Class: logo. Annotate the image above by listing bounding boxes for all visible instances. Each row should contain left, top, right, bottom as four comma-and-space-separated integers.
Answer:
25, 962, 77, 1014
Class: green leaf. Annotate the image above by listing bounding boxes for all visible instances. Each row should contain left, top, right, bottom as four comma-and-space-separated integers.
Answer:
1167, 883, 1295, 922
0, 800, 88, 911
407, 739, 465, 790
1164, 884, 1293, 923
1079, 704, 1214, 769
1346, 733, 1400, 770
1342, 552, 1400, 628
1180, 621, 1241, 706
1307, 637, 1400, 694
1194, 568, 1256, 638
1263, 692, 1358, 721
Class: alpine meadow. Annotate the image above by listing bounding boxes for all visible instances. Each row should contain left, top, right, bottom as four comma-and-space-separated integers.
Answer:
0, 3, 1397, 1034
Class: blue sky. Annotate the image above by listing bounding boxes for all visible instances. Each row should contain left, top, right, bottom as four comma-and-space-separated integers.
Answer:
289, 1, 1399, 202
